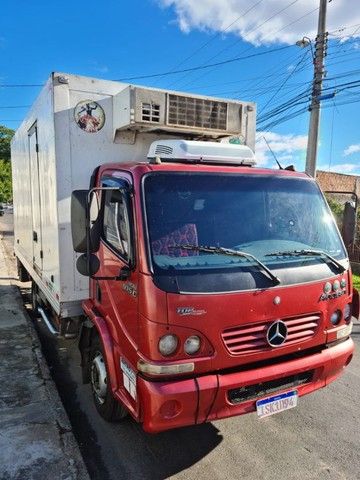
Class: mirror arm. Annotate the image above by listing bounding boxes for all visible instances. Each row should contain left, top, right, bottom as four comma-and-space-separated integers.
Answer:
89, 266, 132, 282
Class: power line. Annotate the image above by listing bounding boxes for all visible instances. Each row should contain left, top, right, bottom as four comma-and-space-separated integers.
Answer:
257, 49, 310, 115
0, 106, 30, 109
114, 45, 294, 81
0, 84, 43, 88
173, 0, 311, 90
151, 0, 266, 87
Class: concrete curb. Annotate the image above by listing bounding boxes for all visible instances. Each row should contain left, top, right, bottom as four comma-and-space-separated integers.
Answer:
0, 231, 90, 480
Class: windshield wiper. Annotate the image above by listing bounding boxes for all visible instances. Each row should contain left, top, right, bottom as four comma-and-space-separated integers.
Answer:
169, 245, 281, 285
265, 249, 346, 273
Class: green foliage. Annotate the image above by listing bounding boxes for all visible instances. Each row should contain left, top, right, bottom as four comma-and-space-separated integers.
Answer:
0, 125, 14, 202
0, 159, 12, 203
0, 126, 14, 162
325, 194, 344, 230
325, 195, 344, 216
325, 193, 360, 222
353, 274, 360, 292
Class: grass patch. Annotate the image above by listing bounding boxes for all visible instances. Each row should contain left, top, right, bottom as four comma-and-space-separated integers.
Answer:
352, 273, 360, 291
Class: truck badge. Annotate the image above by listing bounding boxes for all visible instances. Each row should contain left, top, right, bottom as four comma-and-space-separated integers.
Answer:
123, 282, 137, 298
176, 307, 206, 316
267, 320, 288, 347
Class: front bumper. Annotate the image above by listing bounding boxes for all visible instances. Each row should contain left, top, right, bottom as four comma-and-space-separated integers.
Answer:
138, 337, 354, 433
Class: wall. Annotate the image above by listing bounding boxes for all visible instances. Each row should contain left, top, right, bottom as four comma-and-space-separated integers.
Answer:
317, 170, 360, 265
317, 170, 360, 197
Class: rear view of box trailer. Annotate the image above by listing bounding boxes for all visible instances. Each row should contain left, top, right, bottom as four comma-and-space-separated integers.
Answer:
11, 72, 256, 334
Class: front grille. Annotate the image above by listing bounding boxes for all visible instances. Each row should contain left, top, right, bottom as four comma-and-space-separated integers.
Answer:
228, 370, 314, 404
222, 313, 321, 355
167, 94, 228, 130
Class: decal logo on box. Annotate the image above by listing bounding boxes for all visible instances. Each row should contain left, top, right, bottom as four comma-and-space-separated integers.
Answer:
74, 100, 105, 133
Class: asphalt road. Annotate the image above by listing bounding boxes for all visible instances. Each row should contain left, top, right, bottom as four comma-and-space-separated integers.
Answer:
1, 211, 360, 480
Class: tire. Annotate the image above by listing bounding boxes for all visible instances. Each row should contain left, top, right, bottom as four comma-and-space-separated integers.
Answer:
31, 281, 39, 314
89, 336, 128, 421
17, 260, 29, 283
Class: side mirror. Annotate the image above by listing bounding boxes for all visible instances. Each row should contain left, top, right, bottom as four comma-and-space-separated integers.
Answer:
76, 254, 100, 277
71, 189, 101, 253
71, 190, 88, 253
342, 201, 356, 246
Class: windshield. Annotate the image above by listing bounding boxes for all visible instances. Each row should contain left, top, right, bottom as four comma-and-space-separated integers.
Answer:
143, 172, 347, 291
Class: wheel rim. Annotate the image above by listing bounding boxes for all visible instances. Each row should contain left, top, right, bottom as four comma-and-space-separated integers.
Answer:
91, 351, 108, 405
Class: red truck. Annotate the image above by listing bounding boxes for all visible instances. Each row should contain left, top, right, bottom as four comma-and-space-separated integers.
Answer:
12, 73, 357, 433
72, 138, 357, 433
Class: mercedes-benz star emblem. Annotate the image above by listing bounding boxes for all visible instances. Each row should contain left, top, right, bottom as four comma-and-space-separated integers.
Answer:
267, 320, 288, 347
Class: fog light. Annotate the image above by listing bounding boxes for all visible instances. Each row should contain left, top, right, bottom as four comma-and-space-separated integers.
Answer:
160, 400, 181, 418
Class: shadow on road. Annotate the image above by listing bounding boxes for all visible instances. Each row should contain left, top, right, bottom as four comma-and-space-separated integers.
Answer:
21, 286, 223, 480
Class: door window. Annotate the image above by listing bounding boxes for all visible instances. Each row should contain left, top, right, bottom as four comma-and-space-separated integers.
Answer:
103, 188, 132, 263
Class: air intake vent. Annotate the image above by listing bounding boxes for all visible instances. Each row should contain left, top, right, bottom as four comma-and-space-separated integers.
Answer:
222, 313, 321, 355
168, 94, 227, 130
228, 370, 314, 404
154, 144, 174, 156
142, 102, 160, 123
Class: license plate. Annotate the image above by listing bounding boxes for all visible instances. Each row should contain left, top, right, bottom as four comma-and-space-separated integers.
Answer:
256, 390, 298, 419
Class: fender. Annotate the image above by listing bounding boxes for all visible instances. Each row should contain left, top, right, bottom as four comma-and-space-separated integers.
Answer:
82, 299, 118, 393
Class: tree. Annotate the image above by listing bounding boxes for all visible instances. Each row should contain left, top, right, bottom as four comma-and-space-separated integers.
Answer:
0, 125, 14, 203
0, 159, 12, 203
0, 126, 14, 162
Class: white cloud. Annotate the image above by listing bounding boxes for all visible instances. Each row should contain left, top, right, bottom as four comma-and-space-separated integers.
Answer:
343, 144, 360, 156
327, 163, 360, 174
158, 0, 360, 46
89, 60, 109, 74
255, 132, 307, 167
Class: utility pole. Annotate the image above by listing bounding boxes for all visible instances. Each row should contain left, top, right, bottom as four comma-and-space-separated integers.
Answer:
305, 0, 328, 177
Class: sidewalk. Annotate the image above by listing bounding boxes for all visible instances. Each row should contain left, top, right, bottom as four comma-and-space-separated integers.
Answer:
0, 230, 90, 479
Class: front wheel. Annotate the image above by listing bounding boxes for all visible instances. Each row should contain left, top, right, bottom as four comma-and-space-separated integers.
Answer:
89, 336, 128, 421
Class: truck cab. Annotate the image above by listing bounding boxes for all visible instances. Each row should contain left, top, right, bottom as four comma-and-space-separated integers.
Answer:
72, 139, 356, 433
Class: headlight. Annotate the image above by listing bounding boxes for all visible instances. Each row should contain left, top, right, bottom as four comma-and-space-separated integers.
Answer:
330, 309, 342, 325
159, 334, 178, 356
184, 336, 201, 355
344, 303, 352, 322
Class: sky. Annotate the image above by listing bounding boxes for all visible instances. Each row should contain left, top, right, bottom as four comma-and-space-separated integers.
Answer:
1, 0, 360, 174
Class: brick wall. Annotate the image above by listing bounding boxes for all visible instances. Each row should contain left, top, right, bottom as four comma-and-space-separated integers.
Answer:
317, 170, 360, 197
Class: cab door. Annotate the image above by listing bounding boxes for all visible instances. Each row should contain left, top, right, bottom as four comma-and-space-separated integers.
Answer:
95, 174, 139, 351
